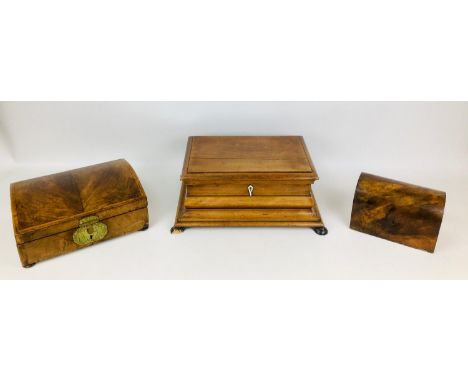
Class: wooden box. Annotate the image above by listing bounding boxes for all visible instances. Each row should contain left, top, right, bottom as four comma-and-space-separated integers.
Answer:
350, 172, 446, 252
171, 136, 327, 234
10, 159, 149, 267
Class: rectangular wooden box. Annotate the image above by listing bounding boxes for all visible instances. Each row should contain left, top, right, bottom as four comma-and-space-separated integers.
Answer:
10, 159, 149, 267
172, 136, 327, 233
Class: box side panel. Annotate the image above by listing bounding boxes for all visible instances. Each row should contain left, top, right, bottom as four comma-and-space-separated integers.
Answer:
15, 197, 148, 244
299, 136, 319, 179
10, 183, 19, 240
16, 207, 149, 267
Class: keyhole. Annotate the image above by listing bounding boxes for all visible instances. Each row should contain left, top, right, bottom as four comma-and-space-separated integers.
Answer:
87, 227, 94, 240
247, 184, 254, 197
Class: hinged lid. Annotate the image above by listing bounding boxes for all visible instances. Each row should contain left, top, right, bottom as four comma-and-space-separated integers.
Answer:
181, 136, 319, 183
10, 159, 147, 244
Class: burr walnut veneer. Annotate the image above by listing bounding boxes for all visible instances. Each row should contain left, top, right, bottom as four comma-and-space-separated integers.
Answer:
171, 136, 327, 234
10, 159, 149, 267
350, 173, 446, 252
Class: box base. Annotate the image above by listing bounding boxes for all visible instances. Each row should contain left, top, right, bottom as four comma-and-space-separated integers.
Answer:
171, 223, 328, 235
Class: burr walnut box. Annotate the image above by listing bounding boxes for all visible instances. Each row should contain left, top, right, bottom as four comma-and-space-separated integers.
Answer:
171, 136, 327, 234
350, 173, 446, 252
10, 159, 149, 267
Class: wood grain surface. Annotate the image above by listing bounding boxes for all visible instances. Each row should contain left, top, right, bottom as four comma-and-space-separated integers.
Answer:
185, 136, 317, 175
179, 208, 319, 222
17, 208, 149, 267
187, 183, 312, 196
350, 172, 446, 252
185, 196, 314, 208
10, 159, 148, 267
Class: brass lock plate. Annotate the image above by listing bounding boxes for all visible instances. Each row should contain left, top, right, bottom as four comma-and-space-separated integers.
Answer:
73, 216, 108, 246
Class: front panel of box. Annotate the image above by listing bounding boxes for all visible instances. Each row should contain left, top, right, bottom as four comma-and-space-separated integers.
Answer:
17, 207, 149, 267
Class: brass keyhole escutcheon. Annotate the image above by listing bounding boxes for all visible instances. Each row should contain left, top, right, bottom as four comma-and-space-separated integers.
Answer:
73, 216, 108, 246
247, 184, 254, 197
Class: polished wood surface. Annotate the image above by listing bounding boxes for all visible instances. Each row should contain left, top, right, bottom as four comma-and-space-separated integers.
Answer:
188, 136, 314, 173
187, 183, 312, 196
350, 173, 446, 253
10, 159, 148, 267
182, 172, 317, 183
179, 208, 319, 222
17, 208, 148, 266
13, 171, 84, 231
175, 221, 324, 228
186, 136, 318, 176
185, 196, 314, 208
173, 136, 326, 231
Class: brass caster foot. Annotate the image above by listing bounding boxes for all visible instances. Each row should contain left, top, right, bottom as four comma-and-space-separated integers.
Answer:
23, 263, 36, 268
171, 227, 186, 234
313, 227, 328, 236
139, 224, 149, 231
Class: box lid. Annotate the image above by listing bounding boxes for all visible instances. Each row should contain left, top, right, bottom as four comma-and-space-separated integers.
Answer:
10, 159, 147, 244
181, 136, 319, 182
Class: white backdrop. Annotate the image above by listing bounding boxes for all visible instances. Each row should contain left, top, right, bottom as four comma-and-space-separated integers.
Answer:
1, 102, 467, 279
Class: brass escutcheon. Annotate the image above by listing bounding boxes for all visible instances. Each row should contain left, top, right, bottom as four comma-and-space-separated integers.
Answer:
73, 216, 108, 246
